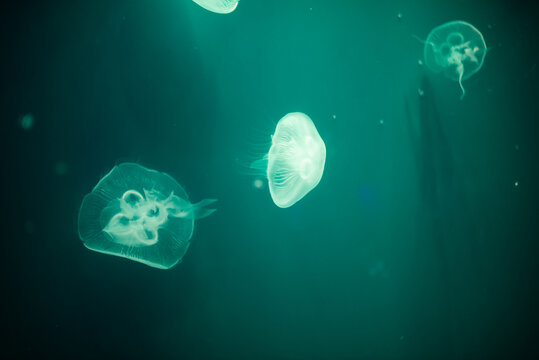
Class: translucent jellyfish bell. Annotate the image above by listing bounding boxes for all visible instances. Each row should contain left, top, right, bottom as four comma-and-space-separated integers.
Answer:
423, 21, 487, 99
192, 0, 239, 14
252, 112, 326, 208
78, 163, 216, 269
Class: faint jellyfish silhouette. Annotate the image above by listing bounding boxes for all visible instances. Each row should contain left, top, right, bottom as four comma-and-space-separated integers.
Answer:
192, 0, 239, 14
19, 113, 34, 130
78, 163, 216, 269
423, 21, 487, 99
251, 112, 326, 208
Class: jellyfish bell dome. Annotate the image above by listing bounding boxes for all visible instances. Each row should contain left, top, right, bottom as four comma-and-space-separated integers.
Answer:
424, 20, 487, 98
266, 112, 326, 208
192, 0, 239, 14
78, 163, 216, 269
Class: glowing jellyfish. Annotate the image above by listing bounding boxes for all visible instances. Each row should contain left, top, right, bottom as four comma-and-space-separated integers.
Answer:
19, 113, 34, 130
251, 112, 326, 208
78, 163, 216, 269
192, 0, 239, 14
423, 20, 487, 99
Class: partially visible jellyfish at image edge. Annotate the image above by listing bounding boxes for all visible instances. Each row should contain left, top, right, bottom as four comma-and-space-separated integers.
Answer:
251, 112, 326, 208
423, 20, 487, 99
192, 0, 239, 14
78, 163, 217, 269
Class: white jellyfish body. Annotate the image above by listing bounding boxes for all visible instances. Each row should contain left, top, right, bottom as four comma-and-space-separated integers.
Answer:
192, 0, 239, 14
253, 112, 326, 208
423, 20, 487, 99
78, 163, 216, 269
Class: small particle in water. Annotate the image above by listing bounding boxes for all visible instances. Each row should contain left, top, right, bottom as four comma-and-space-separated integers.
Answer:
397, 13, 403, 20
379, 119, 385, 125
418, 88, 424, 97
332, 114, 337, 119
514, 144, 519, 151
309, 7, 313, 11
487, 24, 493, 30
418, 59, 423, 66
55, 161, 68, 176
253, 178, 264, 189
514, 181, 519, 187
19, 113, 35, 130
400, 335, 405, 341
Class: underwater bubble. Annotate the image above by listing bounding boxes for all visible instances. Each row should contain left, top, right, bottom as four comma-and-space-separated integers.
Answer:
78, 163, 217, 269
192, 0, 239, 14
253, 178, 264, 189
423, 20, 487, 99
19, 113, 34, 130
251, 112, 326, 208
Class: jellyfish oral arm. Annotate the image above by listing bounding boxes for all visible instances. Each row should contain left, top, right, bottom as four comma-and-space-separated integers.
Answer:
463, 46, 480, 63
457, 64, 466, 99
165, 195, 217, 220
187, 199, 218, 219
103, 190, 170, 246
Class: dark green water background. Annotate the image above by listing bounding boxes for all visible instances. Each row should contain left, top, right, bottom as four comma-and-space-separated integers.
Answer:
2, 0, 538, 359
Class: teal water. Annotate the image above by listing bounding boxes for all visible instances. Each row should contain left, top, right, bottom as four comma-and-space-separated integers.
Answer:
2, 0, 537, 358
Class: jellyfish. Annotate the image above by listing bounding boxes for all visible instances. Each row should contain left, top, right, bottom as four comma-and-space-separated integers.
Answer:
78, 163, 216, 269
251, 112, 326, 208
423, 21, 487, 99
19, 113, 34, 130
192, 0, 239, 14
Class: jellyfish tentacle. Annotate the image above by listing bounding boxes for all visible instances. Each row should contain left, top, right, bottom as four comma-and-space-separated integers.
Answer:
249, 156, 268, 174
412, 34, 436, 48
104, 213, 133, 236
